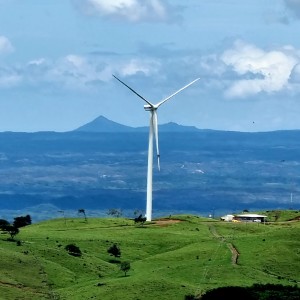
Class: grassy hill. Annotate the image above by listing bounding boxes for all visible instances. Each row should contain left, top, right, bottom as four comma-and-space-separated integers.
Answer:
0, 213, 299, 299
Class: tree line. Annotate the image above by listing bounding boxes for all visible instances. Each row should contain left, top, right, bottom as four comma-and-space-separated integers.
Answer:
0, 215, 32, 240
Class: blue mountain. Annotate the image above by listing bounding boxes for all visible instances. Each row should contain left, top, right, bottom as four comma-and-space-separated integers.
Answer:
75, 115, 200, 132
75, 116, 134, 132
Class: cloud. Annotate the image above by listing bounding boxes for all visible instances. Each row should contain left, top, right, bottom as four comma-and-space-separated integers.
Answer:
0, 52, 161, 92
38, 54, 107, 90
1, 39, 299, 100
284, 0, 300, 19
290, 63, 300, 83
263, 0, 300, 24
118, 58, 160, 76
0, 36, 14, 54
46, 54, 160, 89
0, 67, 21, 87
76, 0, 181, 23
219, 40, 298, 98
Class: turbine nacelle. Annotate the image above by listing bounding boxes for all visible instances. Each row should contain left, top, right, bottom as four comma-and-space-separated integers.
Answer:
144, 104, 155, 111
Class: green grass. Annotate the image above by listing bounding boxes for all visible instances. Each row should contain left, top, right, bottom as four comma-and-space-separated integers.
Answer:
0, 213, 299, 299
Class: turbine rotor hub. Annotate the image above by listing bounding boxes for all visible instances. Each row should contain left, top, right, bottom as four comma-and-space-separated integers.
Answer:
144, 104, 154, 111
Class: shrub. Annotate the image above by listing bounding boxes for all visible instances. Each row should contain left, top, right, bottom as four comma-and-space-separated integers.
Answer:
120, 261, 130, 277
107, 244, 121, 258
65, 244, 82, 257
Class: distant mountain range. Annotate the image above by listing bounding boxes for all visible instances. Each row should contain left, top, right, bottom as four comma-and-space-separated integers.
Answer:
0, 115, 300, 222
75, 115, 201, 132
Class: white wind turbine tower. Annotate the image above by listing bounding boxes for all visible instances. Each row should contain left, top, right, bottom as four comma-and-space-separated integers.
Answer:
113, 75, 200, 221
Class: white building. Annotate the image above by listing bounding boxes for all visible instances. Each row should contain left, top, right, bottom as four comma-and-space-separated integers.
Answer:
234, 214, 267, 223
220, 214, 235, 222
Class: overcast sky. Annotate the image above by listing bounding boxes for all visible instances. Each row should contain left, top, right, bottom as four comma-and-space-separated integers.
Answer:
1, 0, 300, 132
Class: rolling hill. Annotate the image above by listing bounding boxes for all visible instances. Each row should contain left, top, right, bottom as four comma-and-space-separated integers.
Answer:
0, 214, 299, 299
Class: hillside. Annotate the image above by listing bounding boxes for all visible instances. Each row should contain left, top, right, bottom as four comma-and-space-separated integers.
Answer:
0, 214, 299, 299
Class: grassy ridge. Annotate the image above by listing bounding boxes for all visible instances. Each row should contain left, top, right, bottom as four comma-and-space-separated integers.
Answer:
0, 214, 299, 299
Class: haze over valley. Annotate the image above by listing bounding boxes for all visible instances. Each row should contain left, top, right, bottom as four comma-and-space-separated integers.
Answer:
0, 116, 299, 221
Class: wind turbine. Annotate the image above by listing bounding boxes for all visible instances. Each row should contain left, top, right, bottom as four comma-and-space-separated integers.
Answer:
113, 75, 200, 221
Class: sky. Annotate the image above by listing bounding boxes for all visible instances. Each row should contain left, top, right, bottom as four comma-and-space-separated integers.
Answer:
1, 0, 300, 132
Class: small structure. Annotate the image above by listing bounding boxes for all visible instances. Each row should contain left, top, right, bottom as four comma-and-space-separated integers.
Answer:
220, 214, 235, 222
234, 214, 267, 223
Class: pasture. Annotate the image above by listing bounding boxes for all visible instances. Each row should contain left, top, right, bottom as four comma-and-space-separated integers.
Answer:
0, 213, 299, 299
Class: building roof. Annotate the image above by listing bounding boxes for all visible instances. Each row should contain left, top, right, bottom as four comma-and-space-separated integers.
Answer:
235, 214, 267, 218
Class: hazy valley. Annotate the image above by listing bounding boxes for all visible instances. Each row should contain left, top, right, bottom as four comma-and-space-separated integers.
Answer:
0, 116, 300, 221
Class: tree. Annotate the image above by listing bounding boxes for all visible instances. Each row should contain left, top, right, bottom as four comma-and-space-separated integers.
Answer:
4, 225, 19, 240
65, 244, 82, 257
107, 208, 122, 218
0, 219, 9, 230
13, 215, 32, 228
120, 261, 131, 277
134, 214, 146, 225
107, 243, 121, 258
78, 208, 87, 221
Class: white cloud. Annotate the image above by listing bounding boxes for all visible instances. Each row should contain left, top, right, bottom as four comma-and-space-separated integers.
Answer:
0, 36, 14, 54
0, 47, 164, 92
220, 40, 298, 98
0, 68, 21, 87
45, 54, 106, 90
119, 58, 160, 76
79, 0, 178, 23
2, 53, 160, 91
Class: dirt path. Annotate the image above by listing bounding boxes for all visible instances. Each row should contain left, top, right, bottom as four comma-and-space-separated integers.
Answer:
154, 219, 182, 226
208, 224, 239, 265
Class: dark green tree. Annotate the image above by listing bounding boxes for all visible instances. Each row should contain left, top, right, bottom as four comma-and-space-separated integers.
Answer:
107, 243, 121, 258
78, 208, 87, 221
134, 214, 146, 225
65, 244, 82, 257
13, 215, 32, 228
120, 261, 130, 277
107, 208, 122, 218
4, 225, 19, 240
0, 219, 9, 230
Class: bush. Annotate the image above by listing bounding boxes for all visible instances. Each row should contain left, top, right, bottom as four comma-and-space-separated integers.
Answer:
120, 261, 130, 276
65, 244, 82, 257
107, 244, 121, 258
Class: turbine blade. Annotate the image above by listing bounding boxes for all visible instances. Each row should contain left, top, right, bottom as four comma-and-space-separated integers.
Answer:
153, 111, 160, 171
155, 78, 200, 108
112, 74, 154, 107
